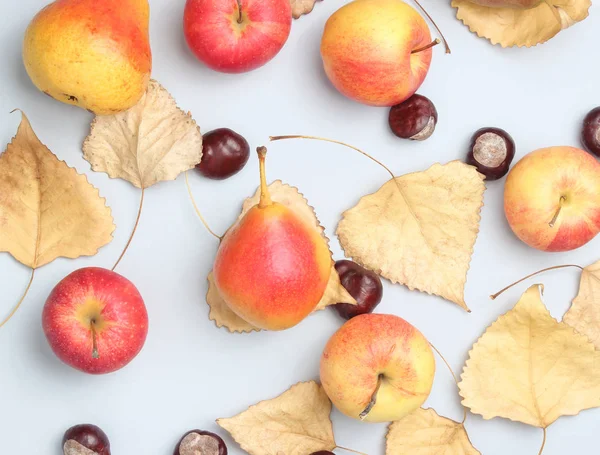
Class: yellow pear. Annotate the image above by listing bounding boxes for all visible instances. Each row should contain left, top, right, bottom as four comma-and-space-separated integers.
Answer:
23, 0, 152, 115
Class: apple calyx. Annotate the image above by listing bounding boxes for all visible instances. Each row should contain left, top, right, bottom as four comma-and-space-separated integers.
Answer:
411, 39, 441, 55
90, 320, 99, 359
359, 374, 383, 420
549, 195, 567, 228
257, 146, 273, 208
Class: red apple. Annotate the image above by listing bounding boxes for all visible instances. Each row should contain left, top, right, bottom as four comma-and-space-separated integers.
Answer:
183, 0, 292, 73
42, 267, 148, 375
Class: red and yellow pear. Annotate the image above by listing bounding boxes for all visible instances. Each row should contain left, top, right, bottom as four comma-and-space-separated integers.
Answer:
213, 147, 331, 331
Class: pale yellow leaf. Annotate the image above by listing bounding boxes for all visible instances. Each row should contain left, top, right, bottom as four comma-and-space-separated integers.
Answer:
205, 181, 352, 332
0, 113, 114, 268
217, 381, 336, 455
459, 284, 600, 428
337, 161, 484, 311
452, 0, 591, 48
83, 80, 202, 189
386, 408, 480, 455
564, 261, 600, 349
290, 0, 321, 18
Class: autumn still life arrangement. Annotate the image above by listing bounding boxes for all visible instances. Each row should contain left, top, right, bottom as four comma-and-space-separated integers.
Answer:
2, 0, 600, 454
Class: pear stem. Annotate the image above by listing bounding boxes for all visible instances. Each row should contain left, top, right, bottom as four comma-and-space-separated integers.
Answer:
412, 39, 441, 55
538, 428, 547, 455
257, 146, 272, 208
359, 374, 383, 420
236, 0, 244, 24
549, 196, 566, 227
91, 320, 99, 359
490, 264, 583, 300
430, 342, 467, 424
112, 188, 145, 271
184, 171, 222, 241
0, 268, 35, 329
413, 0, 451, 54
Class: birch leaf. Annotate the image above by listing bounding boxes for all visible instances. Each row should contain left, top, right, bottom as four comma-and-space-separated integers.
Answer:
290, 0, 321, 18
564, 261, 600, 349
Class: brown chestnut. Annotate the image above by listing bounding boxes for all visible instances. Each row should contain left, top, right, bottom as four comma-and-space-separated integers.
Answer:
332, 260, 383, 320
388, 94, 438, 141
197, 128, 250, 180
174, 430, 227, 455
581, 107, 600, 157
466, 127, 515, 180
63, 424, 110, 455
310, 452, 335, 455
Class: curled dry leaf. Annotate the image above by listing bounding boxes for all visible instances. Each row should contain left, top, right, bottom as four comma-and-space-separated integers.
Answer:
564, 261, 600, 349
386, 408, 480, 455
83, 80, 202, 189
337, 161, 485, 311
0, 113, 114, 268
290, 0, 321, 18
452, 0, 591, 48
206, 180, 355, 333
459, 284, 600, 428
217, 381, 336, 455
63, 440, 98, 455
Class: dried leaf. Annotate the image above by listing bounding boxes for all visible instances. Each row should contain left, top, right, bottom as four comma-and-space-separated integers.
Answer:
290, 0, 321, 18
83, 80, 202, 189
564, 261, 600, 349
217, 381, 336, 455
452, 0, 591, 48
0, 113, 114, 268
206, 181, 353, 332
337, 161, 485, 311
459, 284, 600, 428
386, 408, 480, 455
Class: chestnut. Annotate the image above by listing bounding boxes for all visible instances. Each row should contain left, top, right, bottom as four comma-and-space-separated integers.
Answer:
581, 107, 600, 157
174, 430, 228, 455
332, 260, 383, 320
197, 128, 250, 180
466, 127, 515, 180
310, 452, 335, 455
63, 424, 110, 455
388, 94, 438, 141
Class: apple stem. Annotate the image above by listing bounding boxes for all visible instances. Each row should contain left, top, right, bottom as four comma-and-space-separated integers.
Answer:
412, 0, 451, 54
0, 268, 35, 329
112, 187, 145, 271
335, 446, 369, 455
429, 342, 468, 424
257, 146, 273, 208
538, 428, 547, 455
91, 321, 99, 359
184, 171, 223, 241
411, 38, 441, 55
490, 264, 583, 300
548, 196, 566, 227
236, 0, 244, 24
359, 374, 383, 420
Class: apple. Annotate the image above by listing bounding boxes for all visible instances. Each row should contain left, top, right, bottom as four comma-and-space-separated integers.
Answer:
183, 0, 292, 73
321, 0, 434, 107
42, 267, 148, 375
320, 313, 435, 423
504, 147, 600, 252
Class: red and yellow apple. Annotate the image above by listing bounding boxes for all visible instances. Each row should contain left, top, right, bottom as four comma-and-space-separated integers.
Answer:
321, 0, 433, 107
504, 146, 600, 252
42, 267, 148, 375
183, 0, 292, 73
320, 313, 435, 422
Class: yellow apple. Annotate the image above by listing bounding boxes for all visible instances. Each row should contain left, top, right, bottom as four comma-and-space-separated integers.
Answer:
320, 314, 435, 423
320, 0, 433, 107
504, 146, 600, 252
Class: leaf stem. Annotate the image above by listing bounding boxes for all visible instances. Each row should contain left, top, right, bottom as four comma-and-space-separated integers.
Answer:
490, 264, 583, 300
112, 188, 145, 271
184, 171, 222, 241
413, 0, 451, 54
0, 268, 35, 329
335, 445, 369, 455
538, 428, 547, 455
359, 374, 383, 420
430, 342, 467, 424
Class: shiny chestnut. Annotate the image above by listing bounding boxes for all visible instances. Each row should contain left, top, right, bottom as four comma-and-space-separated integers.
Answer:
388, 94, 438, 141
197, 128, 250, 180
332, 260, 383, 320
63, 424, 110, 455
582, 107, 600, 157
174, 430, 228, 455
466, 127, 515, 180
